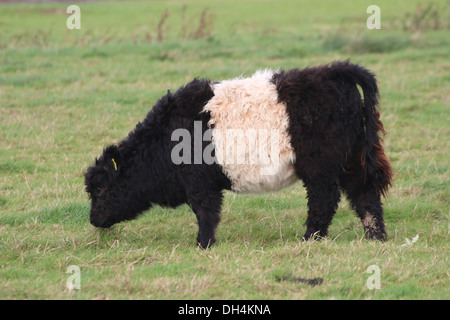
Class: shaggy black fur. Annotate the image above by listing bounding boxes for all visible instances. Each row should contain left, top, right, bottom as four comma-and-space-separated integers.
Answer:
272, 60, 392, 240
85, 60, 392, 248
85, 79, 231, 248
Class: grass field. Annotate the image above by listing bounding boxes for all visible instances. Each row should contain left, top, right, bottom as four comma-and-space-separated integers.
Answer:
0, 0, 449, 300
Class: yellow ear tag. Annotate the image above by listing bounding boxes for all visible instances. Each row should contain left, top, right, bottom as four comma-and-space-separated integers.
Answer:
111, 158, 118, 171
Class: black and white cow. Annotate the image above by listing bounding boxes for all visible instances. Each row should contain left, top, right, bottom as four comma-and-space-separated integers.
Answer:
85, 60, 392, 248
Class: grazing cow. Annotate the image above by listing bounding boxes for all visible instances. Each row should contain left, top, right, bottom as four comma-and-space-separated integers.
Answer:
84, 60, 392, 248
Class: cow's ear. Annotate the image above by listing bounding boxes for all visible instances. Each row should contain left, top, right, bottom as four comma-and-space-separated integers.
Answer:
103, 145, 121, 176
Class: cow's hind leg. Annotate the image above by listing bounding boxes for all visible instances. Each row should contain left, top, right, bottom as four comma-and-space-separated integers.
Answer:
302, 173, 341, 240
339, 149, 387, 241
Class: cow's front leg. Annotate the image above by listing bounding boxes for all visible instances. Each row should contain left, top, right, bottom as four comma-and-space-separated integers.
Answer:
188, 189, 224, 249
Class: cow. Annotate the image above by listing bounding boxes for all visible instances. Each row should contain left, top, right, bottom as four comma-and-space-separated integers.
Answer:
84, 60, 392, 248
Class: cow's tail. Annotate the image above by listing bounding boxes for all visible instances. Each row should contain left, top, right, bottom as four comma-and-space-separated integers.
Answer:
331, 61, 393, 196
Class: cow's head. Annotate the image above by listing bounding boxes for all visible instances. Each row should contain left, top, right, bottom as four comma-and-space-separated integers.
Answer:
84, 145, 149, 228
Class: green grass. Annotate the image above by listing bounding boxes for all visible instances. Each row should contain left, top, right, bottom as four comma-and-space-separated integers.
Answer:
0, 0, 449, 300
